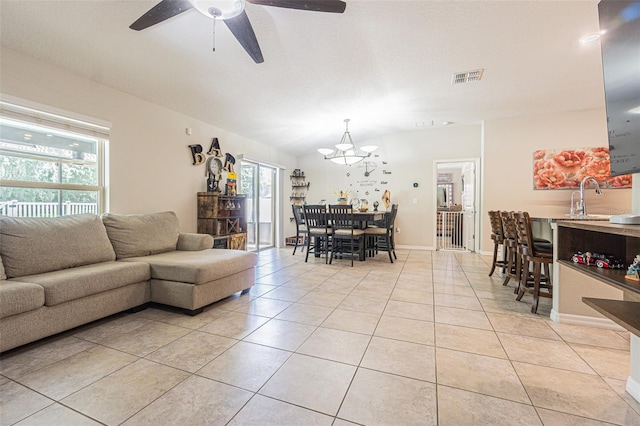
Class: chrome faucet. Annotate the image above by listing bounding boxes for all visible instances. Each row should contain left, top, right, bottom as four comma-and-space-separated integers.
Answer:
570, 190, 580, 217
576, 176, 602, 217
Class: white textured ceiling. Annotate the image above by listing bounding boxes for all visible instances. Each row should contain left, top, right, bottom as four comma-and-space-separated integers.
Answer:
0, 0, 605, 156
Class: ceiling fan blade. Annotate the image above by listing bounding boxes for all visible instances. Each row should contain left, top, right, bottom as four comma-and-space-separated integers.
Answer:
224, 11, 264, 64
130, 0, 193, 31
247, 0, 346, 14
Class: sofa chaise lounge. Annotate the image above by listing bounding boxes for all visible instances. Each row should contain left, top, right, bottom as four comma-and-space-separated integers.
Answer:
0, 211, 257, 353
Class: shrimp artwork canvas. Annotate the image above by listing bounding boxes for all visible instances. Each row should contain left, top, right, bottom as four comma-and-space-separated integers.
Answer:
533, 147, 633, 190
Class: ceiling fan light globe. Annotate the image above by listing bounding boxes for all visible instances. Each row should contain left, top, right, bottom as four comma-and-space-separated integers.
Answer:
189, 0, 245, 19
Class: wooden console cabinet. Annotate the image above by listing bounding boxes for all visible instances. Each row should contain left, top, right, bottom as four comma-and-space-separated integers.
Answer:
197, 193, 247, 250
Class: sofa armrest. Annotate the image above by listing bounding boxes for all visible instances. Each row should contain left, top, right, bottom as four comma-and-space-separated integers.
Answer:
177, 233, 214, 251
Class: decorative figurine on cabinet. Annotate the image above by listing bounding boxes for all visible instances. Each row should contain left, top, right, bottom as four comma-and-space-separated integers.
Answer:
571, 251, 625, 269
626, 255, 640, 281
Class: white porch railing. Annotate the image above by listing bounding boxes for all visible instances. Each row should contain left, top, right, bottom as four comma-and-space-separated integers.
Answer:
0, 201, 98, 217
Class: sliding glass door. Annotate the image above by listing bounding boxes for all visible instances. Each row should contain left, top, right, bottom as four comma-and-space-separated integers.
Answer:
240, 160, 277, 251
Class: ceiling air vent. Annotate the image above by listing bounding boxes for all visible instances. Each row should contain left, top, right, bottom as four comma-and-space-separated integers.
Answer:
452, 69, 484, 84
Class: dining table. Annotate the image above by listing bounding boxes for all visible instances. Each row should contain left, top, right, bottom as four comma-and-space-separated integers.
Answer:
312, 209, 388, 261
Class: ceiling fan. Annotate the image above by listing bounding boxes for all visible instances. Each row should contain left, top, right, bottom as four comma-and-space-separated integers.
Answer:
130, 0, 347, 64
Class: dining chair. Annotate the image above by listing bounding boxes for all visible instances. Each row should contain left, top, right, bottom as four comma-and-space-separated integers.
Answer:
329, 204, 365, 267
302, 204, 331, 263
488, 210, 507, 276
291, 204, 307, 255
513, 211, 553, 313
364, 204, 398, 263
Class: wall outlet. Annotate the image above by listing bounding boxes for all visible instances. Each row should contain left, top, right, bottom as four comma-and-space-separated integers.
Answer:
396, 227, 400, 233
413, 198, 418, 204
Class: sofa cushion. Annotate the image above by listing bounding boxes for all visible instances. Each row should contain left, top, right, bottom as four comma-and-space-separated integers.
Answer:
123, 249, 257, 284
10, 261, 150, 306
0, 281, 45, 318
0, 214, 116, 278
102, 211, 180, 259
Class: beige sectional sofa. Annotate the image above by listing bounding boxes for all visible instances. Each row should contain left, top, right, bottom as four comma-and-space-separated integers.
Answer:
0, 211, 257, 353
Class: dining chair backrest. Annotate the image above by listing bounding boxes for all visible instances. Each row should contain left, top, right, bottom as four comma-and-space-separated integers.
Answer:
303, 204, 329, 230
388, 204, 398, 230
329, 205, 354, 231
328, 205, 352, 212
292, 204, 305, 226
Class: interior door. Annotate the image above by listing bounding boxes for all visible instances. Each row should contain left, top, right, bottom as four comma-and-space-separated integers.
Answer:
240, 161, 277, 251
461, 162, 476, 251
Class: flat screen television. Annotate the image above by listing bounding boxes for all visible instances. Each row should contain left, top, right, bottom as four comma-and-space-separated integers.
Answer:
598, 0, 640, 176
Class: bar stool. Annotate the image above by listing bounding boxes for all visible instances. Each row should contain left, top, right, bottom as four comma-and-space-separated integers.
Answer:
513, 211, 553, 313
500, 211, 521, 288
488, 210, 507, 276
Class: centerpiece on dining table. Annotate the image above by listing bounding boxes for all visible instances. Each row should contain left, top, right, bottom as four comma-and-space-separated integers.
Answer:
334, 189, 351, 205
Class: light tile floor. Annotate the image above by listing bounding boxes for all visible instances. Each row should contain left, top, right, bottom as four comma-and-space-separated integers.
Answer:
2, 248, 640, 425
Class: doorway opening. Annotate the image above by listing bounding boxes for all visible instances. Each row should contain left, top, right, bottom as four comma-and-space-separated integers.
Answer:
240, 160, 279, 252
434, 159, 479, 252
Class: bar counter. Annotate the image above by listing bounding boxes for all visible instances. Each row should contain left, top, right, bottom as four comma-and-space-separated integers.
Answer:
553, 219, 640, 404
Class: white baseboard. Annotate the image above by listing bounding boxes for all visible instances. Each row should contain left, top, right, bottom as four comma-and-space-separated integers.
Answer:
627, 376, 640, 404
396, 245, 434, 251
550, 309, 626, 331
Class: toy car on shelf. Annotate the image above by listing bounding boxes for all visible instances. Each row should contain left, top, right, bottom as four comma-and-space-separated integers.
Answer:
571, 251, 625, 269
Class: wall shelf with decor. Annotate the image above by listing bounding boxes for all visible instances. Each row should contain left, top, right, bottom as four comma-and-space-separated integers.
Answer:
557, 221, 640, 294
290, 169, 310, 207
197, 192, 247, 250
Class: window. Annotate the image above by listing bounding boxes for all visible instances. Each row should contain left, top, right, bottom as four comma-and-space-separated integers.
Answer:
0, 101, 108, 217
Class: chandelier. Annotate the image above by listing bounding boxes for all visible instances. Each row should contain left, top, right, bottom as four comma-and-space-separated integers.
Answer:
317, 119, 378, 165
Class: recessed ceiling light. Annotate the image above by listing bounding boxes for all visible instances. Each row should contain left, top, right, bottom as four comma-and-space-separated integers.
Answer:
580, 31, 604, 43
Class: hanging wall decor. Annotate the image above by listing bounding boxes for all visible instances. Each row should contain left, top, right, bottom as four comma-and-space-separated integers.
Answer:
533, 147, 633, 190
207, 138, 223, 157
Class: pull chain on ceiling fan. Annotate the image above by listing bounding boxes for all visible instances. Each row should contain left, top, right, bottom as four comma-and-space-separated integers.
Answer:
130, 0, 347, 64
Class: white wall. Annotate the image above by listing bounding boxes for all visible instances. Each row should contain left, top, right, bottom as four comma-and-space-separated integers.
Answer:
1, 47, 296, 234
4, 47, 632, 249
298, 125, 482, 248
482, 108, 633, 253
